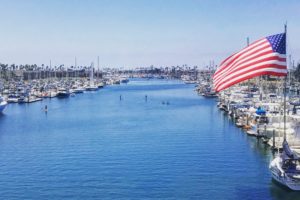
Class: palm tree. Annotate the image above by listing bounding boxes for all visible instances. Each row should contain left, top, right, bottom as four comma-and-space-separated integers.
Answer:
294, 63, 300, 81
1, 64, 9, 80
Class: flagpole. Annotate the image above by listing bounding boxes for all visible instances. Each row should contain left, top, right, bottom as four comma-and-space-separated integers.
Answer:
283, 23, 287, 142
247, 37, 250, 93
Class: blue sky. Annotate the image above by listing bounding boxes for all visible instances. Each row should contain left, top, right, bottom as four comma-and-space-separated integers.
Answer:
0, 0, 299, 68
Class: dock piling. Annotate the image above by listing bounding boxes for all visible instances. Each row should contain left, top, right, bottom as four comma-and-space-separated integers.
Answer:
272, 129, 275, 149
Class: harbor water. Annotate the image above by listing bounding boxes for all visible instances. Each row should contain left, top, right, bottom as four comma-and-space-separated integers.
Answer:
0, 79, 297, 199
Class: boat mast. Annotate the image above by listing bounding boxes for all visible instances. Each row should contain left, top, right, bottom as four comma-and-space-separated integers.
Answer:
283, 23, 287, 142
75, 56, 77, 78
90, 62, 94, 86
97, 56, 100, 79
289, 54, 291, 85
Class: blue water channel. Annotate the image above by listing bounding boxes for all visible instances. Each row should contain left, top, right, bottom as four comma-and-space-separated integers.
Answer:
0, 78, 298, 199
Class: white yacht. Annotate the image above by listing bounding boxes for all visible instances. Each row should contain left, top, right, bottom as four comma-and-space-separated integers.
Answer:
73, 87, 85, 93
25, 95, 43, 103
0, 96, 8, 113
269, 140, 300, 190
57, 88, 70, 98
7, 94, 20, 103
85, 84, 98, 91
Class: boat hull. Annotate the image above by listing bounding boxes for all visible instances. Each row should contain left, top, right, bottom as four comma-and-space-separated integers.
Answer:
57, 93, 70, 98
270, 157, 300, 190
0, 101, 8, 113
73, 90, 84, 94
271, 171, 300, 190
85, 87, 98, 91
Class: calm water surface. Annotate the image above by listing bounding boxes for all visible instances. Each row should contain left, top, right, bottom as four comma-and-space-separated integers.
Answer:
0, 79, 298, 199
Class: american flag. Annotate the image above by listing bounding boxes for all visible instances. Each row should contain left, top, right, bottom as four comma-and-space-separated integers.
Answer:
213, 33, 287, 92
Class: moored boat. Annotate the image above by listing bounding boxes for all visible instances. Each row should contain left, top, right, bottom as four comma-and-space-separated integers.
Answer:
0, 96, 8, 113
73, 87, 85, 93
85, 85, 98, 91
7, 94, 20, 103
269, 140, 300, 190
57, 88, 70, 98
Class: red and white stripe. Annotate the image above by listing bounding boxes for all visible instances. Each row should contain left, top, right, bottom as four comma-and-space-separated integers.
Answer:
213, 38, 287, 92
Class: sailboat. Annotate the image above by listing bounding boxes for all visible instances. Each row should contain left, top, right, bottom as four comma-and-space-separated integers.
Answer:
85, 63, 98, 91
269, 140, 300, 190
268, 25, 300, 190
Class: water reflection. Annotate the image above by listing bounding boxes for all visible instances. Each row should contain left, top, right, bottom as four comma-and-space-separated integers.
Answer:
270, 180, 300, 200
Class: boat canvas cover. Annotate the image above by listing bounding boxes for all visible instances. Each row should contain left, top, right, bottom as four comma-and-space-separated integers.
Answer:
256, 107, 266, 115
283, 140, 299, 160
